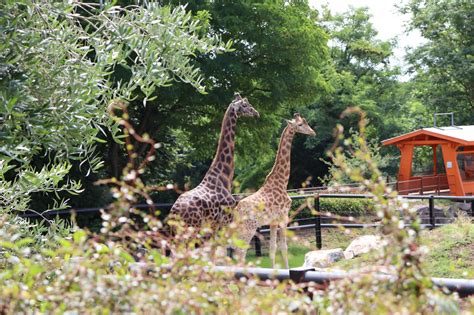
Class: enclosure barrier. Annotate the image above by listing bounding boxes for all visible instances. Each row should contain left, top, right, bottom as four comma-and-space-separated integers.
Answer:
20, 194, 474, 297
127, 263, 474, 298
209, 266, 474, 298
254, 193, 474, 255
20, 193, 474, 257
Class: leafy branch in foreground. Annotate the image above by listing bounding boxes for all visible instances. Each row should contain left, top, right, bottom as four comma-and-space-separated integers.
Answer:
0, 0, 229, 214
0, 101, 314, 314
314, 107, 461, 313
0, 106, 471, 313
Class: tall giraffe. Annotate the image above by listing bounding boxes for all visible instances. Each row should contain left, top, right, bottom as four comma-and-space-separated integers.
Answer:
233, 113, 315, 268
168, 93, 259, 232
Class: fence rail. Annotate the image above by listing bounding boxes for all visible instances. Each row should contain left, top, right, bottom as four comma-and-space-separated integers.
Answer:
251, 194, 474, 255
21, 193, 474, 258
209, 266, 474, 298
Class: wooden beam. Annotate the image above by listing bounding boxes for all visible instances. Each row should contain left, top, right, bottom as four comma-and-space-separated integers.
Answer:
398, 144, 414, 181
397, 140, 451, 146
441, 144, 465, 196
457, 150, 474, 155
432, 145, 437, 175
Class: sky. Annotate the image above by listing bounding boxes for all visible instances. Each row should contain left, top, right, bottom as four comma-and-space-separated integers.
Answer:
309, 0, 426, 71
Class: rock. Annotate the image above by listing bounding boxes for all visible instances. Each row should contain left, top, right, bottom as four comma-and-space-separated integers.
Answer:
343, 235, 383, 260
303, 248, 344, 268
451, 202, 471, 212
415, 205, 446, 216
414, 205, 457, 224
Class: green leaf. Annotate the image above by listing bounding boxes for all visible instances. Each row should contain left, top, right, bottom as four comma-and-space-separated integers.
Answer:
72, 230, 87, 244
119, 251, 135, 263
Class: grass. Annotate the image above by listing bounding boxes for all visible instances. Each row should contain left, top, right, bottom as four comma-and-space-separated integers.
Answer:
421, 218, 474, 278
246, 244, 309, 268
246, 219, 474, 278
245, 228, 375, 268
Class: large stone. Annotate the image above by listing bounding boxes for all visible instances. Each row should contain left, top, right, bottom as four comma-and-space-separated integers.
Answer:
415, 205, 457, 224
302, 248, 344, 268
451, 202, 471, 212
343, 235, 383, 260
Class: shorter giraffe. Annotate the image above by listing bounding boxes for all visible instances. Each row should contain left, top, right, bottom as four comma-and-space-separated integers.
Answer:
168, 93, 259, 234
233, 113, 315, 268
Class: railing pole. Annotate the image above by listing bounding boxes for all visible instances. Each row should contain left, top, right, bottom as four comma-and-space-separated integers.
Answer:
227, 247, 234, 259
254, 229, 262, 257
315, 196, 322, 249
429, 195, 435, 229
471, 200, 474, 217
420, 178, 424, 195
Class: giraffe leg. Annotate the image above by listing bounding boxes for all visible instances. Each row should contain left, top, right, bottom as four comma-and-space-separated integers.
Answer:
234, 226, 257, 265
234, 243, 249, 265
278, 224, 289, 269
269, 225, 278, 268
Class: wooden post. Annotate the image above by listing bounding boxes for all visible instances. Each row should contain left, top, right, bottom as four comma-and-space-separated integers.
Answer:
397, 144, 415, 181
441, 144, 465, 195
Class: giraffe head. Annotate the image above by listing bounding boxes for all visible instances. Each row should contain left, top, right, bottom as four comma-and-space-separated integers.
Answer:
287, 113, 316, 136
231, 93, 259, 118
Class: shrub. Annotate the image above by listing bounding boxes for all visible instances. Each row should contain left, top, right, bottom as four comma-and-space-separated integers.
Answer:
291, 197, 375, 219
0, 106, 470, 314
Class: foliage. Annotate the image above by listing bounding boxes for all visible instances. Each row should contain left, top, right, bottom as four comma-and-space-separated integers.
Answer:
401, 0, 474, 124
332, 216, 474, 280
100, 0, 330, 196
422, 216, 474, 279
1, 106, 472, 313
0, 102, 315, 314
246, 228, 375, 268
1, 0, 473, 312
321, 129, 393, 185
291, 198, 375, 219
287, 6, 404, 187
0, 0, 228, 213
311, 108, 465, 313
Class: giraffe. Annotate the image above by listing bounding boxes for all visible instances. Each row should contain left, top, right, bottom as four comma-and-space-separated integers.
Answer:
168, 93, 259, 233
233, 113, 315, 268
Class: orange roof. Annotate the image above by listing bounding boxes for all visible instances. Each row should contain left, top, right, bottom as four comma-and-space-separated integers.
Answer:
382, 126, 474, 146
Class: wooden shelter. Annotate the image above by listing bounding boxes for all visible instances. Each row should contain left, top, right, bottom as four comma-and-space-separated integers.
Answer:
382, 125, 474, 196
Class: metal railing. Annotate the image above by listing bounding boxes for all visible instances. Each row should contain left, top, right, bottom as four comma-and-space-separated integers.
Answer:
19, 193, 474, 297
251, 194, 474, 256
210, 266, 474, 298
128, 264, 473, 297
20, 193, 474, 257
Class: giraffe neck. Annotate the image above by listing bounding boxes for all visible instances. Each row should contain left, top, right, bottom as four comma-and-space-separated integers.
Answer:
262, 125, 296, 190
203, 105, 237, 190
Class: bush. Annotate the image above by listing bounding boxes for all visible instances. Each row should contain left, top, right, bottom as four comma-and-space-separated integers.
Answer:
0, 107, 470, 314
291, 197, 375, 219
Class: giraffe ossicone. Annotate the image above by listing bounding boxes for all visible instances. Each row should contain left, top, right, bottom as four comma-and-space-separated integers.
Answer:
168, 93, 259, 233
232, 113, 315, 269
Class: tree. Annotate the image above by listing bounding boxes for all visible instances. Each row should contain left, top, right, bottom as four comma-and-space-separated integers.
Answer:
96, 0, 330, 197
0, 1, 228, 213
401, 0, 474, 124
287, 7, 404, 187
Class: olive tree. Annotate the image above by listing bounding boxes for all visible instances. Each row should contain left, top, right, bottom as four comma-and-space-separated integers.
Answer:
0, 0, 229, 213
